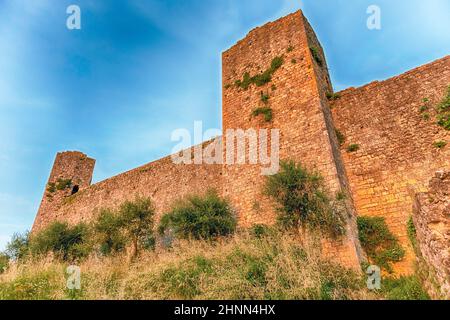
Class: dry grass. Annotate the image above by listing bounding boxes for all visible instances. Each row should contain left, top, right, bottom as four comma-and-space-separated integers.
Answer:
0, 231, 377, 300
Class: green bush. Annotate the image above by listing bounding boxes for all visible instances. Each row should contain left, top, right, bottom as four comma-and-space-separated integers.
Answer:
5, 231, 30, 261
94, 209, 127, 256
265, 160, 346, 238
357, 216, 405, 273
159, 190, 236, 240
382, 276, 430, 300
30, 222, 91, 262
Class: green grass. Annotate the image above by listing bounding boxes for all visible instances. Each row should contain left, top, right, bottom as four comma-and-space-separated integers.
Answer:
382, 276, 430, 300
357, 216, 405, 273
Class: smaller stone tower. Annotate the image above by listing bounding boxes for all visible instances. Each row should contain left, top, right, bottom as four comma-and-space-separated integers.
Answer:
32, 151, 95, 232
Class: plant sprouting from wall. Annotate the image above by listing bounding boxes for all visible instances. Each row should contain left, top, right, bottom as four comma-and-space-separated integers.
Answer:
335, 129, 346, 147
235, 57, 284, 90
347, 144, 360, 153
252, 107, 273, 122
433, 140, 447, 149
310, 47, 323, 67
436, 85, 450, 130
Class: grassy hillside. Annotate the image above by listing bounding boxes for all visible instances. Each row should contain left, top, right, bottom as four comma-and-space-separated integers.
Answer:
0, 231, 378, 300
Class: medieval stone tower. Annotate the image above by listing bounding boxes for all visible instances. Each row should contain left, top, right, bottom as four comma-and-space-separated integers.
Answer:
33, 151, 95, 231
33, 11, 450, 276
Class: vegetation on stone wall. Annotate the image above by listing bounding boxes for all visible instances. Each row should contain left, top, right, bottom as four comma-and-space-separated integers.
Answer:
326, 92, 341, 101
235, 56, 284, 90
159, 190, 236, 241
252, 107, 273, 122
309, 46, 323, 67
47, 178, 73, 194
335, 129, 346, 146
251, 91, 273, 122
260, 91, 270, 104
357, 216, 405, 273
417, 98, 432, 121
436, 85, 450, 130
347, 144, 360, 153
265, 160, 346, 238
46, 183, 56, 193
433, 140, 447, 149
407, 216, 418, 252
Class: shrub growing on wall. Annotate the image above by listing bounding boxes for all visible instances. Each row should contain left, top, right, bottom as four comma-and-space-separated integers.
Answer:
159, 190, 237, 240
357, 216, 405, 273
265, 160, 346, 238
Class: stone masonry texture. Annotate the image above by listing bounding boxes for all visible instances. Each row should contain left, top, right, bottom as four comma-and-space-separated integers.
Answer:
331, 56, 450, 274
413, 171, 450, 299
33, 10, 450, 275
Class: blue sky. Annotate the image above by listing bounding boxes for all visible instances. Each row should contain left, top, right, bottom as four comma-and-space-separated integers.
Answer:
0, 0, 449, 250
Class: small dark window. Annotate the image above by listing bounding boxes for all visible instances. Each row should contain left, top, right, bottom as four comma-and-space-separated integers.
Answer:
71, 185, 79, 195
